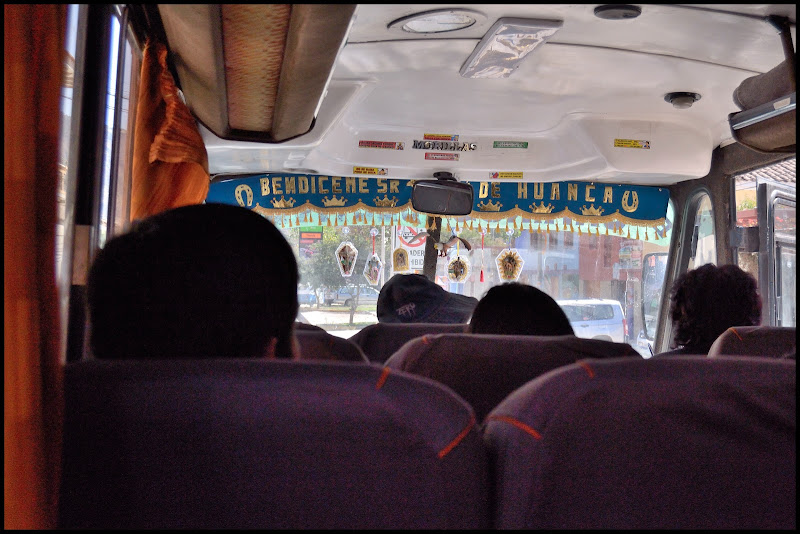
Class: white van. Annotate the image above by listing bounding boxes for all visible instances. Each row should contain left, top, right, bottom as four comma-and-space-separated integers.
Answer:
557, 299, 627, 344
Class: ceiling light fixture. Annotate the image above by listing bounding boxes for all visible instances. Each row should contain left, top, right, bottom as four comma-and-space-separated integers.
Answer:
594, 5, 642, 20
459, 17, 562, 79
388, 9, 485, 34
665, 92, 701, 109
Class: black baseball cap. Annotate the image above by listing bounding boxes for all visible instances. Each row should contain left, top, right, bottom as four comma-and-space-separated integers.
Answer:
377, 274, 478, 324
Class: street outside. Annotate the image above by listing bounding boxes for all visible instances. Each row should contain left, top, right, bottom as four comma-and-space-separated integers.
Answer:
299, 306, 378, 338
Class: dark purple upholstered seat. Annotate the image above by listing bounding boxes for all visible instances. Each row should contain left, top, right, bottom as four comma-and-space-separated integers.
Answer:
384, 333, 640, 422
59, 358, 489, 529
349, 322, 467, 363
708, 325, 796, 359
295, 329, 368, 362
484, 356, 796, 529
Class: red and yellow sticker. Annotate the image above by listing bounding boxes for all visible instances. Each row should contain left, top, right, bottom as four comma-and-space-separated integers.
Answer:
490, 171, 523, 179
358, 140, 404, 150
423, 133, 459, 141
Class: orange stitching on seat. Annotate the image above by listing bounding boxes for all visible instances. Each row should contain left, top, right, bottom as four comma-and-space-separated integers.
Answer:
422, 335, 431, 345
578, 361, 595, 378
438, 415, 476, 458
730, 327, 743, 341
375, 367, 391, 390
486, 415, 542, 440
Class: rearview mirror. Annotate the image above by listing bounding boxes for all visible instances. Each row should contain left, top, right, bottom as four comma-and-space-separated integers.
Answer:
411, 175, 474, 216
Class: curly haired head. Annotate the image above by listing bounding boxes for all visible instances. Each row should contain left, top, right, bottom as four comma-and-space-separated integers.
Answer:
669, 264, 761, 351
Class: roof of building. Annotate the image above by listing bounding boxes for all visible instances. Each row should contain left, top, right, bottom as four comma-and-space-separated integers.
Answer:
736, 157, 796, 185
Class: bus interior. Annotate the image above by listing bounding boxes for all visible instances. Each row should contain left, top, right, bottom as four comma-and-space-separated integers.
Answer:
4, 3, 796, 529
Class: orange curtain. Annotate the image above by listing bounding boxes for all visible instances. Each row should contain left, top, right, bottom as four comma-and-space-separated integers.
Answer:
4, 4, 66, 529
130, 38, 209, 220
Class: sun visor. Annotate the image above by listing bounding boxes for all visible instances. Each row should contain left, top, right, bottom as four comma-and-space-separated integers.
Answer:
729, 60, 796, 153
158, 4, 356, 143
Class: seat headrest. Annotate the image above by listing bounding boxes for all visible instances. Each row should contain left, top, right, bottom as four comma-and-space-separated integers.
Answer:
708, 326, 796, 359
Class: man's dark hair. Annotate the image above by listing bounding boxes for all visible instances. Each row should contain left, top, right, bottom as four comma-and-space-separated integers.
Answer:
469, 282, 575, 336
87, 203, 299, 359
669, 263, 761, 351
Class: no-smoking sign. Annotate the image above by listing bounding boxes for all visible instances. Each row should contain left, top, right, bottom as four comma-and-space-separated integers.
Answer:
397, 227, 425, 247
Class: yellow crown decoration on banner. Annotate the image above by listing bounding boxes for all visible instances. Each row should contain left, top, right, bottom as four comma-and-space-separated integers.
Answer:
373, 195, 398, 208
530, 201, 555, 214
321, 195, 347, 207
477, 199, 502, 212
270, 196, 296, 209
580, 204, 604, 216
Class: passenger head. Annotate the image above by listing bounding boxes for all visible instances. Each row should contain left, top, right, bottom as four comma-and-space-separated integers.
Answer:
87, 203, 299, 360
469, 282, 575, 336
669, 263, 761, 352
377, 273, 478, 323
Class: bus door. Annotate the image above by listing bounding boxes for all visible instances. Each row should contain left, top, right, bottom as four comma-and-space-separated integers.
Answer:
758, 182, 796, 326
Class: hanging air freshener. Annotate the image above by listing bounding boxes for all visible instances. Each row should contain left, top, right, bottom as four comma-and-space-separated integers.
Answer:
363, 228, 383, 285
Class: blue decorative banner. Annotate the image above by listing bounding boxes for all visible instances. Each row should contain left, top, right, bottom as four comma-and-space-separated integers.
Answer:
206, 173, 669, 228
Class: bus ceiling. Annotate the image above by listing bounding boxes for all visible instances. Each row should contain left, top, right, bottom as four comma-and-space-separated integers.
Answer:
146, 4, 796, 185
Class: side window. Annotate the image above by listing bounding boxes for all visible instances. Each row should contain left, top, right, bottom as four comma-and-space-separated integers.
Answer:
687, 192, 716, 269
596, 305, 614, 320
56, 4, 81, 281
771, 195, 796, 326
99, 7, 140, 247
735, 158, 796, 327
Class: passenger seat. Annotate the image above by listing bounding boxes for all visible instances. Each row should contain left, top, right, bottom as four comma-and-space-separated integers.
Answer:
707, 325, 796, 359
59, 358, 490, 529
349, 322, 467, 363
295, 328, 368, 362
484, 356, 796, 529
384, 333, 640, 422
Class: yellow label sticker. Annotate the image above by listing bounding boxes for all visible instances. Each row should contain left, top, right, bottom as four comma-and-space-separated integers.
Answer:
353, 166, 388, 175
423, 133, 459, 141
491, 171, 524, 180
614, 139, 651, 149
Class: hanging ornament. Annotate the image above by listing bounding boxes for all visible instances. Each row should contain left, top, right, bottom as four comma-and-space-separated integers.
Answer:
447, 236, 470, 283
335, 241, 358, 277
363, 255, 383, 285
495, 248, 525, 282
447, 255, 470, 283
363, 228, 383, 286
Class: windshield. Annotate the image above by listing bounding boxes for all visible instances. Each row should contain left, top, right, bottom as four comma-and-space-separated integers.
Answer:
252, 182, 674, 358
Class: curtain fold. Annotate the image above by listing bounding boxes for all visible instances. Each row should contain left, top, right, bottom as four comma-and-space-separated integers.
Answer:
130, 38, 209, 221
4, 4, 66, 529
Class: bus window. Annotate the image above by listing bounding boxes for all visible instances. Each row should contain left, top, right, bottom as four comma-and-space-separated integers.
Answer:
688, 192, 716, 269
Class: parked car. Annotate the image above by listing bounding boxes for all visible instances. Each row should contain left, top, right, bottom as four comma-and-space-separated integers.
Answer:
297, 286, 317, 306
328, 286, 380, 307
557, 299, 627, 344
